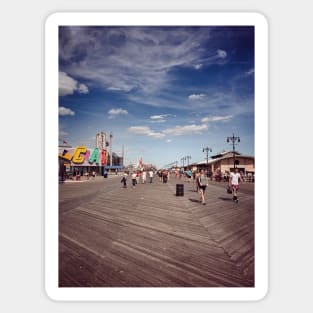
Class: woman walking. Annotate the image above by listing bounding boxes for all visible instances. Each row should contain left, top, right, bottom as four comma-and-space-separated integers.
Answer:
198, 170, 208, 205
195, 171, 200, 192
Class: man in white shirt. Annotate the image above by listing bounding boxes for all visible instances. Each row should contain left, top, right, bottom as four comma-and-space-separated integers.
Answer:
148, 170, 153, 183
131, 172, 137, 188
229, 168, 243, 203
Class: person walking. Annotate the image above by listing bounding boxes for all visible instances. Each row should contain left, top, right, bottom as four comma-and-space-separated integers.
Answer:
162, 170, 168, 183
131, 172, 137, 188
121, 173, 127, 188
229, 168, 243, 203
187, 169, 192, 183
198, 169, 208, 205
148, 169, 154, 183
195, 171, 200, 192
142, 170, 147, 184
136, 171, 140, 184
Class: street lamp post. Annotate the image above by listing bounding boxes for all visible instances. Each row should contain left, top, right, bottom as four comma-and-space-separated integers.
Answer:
203, 147, 212, 177
109, 131, 113, 167
185, 155, 191, 169
226, 133, 240, 170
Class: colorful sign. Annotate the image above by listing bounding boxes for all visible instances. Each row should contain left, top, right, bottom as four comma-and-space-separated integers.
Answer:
59, 146, 107, 166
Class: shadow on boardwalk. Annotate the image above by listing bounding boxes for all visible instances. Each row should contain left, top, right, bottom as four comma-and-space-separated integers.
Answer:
218, 197, 235, 202
188, 198, 202, 203
59, 175, 254, 287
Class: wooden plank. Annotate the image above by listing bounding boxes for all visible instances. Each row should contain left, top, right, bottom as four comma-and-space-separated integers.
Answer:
59, 175, 254, 287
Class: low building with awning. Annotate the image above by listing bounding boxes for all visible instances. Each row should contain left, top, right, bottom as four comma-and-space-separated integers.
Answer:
196, 151, 254, 175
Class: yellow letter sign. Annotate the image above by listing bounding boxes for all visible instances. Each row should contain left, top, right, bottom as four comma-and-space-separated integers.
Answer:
72, 146, 87, 164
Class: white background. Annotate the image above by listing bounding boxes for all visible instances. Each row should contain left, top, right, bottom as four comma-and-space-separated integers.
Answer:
0, 0, 311, 312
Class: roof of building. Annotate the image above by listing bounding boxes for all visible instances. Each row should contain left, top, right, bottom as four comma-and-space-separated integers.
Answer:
210, 150, 241, 159
196, 152, 254, 165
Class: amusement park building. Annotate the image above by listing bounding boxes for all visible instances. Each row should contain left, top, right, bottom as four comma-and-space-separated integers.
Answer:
58, 145, 124, 179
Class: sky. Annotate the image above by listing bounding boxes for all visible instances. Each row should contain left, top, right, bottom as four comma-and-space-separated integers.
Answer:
59, 26, 254, 169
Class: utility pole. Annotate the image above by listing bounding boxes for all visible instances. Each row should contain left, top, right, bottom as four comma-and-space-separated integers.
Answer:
185, 155, 191, 169
181, 157, 185, 168
227, 133, 240, 170
109, 131, 113, 167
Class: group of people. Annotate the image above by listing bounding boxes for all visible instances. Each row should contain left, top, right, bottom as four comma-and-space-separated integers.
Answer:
121, 170, 154, 188
195, 168, 243, 205
157, 170, 169, 183
120, 167, 243, 203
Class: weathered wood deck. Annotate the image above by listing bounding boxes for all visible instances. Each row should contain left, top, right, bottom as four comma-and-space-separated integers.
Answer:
59, 175, 254, 287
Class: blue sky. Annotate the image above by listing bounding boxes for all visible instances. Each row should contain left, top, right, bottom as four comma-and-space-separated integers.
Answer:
59, 26, 254, 168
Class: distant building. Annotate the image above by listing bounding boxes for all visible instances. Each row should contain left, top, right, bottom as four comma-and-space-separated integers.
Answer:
195, 151, 254, 176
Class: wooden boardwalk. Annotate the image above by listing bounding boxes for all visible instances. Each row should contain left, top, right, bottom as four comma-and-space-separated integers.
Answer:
59, 175, 254, 287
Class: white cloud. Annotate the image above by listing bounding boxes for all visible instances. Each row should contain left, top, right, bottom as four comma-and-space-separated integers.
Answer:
165, 139, 172, 143
188, 93, 206, 101
163, 124, 208, 136
129, 122, 209, 138
59, 72, 76, 96
108, 108, 128, 119
107, 86, 123, 91
59, 72, 89, 96
78, 83, 89, 94
59, 27, 219, 95
194, 64, 203, 70
59, 106, 75, 116
149, 114, 168, 123
245, 68, 254, 76
150, 114, 167, 120
148, 131, 166, 139
201, 115, 233, 123
128, 126, 165, 138
217, 49, 227, 58
128, 126, 150, 134
150, 120, 166, 124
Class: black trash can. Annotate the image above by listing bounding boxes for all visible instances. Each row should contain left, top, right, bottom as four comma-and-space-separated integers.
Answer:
176, 184, 184, 196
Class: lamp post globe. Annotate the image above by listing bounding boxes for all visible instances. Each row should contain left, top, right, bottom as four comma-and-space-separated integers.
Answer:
202, 147, 212, 178
226, 133, 240, 171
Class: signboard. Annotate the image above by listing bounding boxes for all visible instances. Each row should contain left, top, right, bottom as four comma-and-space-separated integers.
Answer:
59, 146, 107, 166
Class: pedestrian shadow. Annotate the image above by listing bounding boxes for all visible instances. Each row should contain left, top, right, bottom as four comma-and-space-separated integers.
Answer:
188, 198, 202, 203
218, 197, 233, 201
